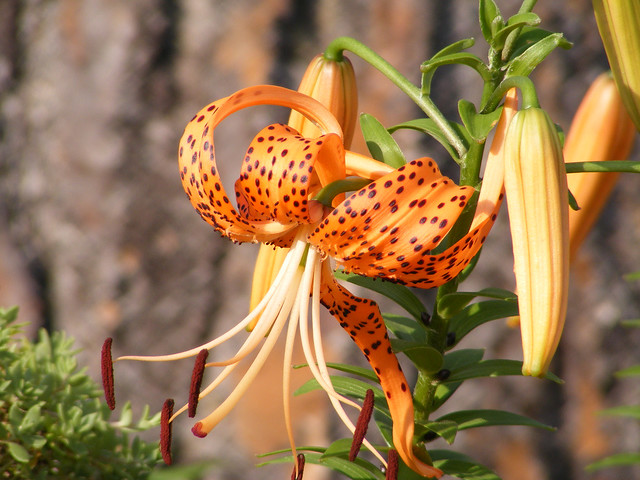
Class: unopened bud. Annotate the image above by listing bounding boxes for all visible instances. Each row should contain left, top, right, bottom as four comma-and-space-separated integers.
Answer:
564, 72, 636, 261
504, 107, 569, 377
594, 0, 640, 130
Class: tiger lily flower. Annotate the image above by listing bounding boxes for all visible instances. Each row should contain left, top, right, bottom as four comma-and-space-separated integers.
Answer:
250, 53, 358, 328
564, 72, 636, 261
104, 83, 513, 478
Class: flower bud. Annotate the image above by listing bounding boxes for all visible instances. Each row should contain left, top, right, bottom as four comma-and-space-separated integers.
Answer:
504, 107, 570, 377
249, 54, 358, 328
565, 72, 636, 261
593, 0, 640, 130
288, 54, 358, 148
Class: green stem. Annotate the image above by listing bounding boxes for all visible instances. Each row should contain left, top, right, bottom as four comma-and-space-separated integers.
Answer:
518, 0, 538, 13
565, 160, 640, 174
324, 37, 467, 158
313, 177, 371, 207
481, 75, 539, 111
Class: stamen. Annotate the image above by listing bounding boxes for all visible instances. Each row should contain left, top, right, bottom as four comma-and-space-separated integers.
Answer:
101, 337, 115, 410
385, 449, 399, 480
189, 266, 303, 437
349, 389, 374, 461
115, 235, 307, 364
160, 398, 175, 465
290, 453, 305, 480
189, 349, 209, 417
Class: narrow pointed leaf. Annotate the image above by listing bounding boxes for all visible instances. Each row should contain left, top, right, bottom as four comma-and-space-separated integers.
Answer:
438, 288, 516, 319
507, 32, 572, 77
360, 113, 406, 168
430, 450, 500, 480
598, 405, 640, 420
449, 299, 519, 343
436, 409, 554, 431
389, 119, 469, 162
391, 339, 444, 374
420, 420, 459, 445
615, 365, 640, 378
458, 100, 503, 142
335, 270, 426, 321
587, 453, 640, 471
492, 12, 541, 50
479, 0, 502, 44
383, 314, 429, 343
445, 359, 563, 383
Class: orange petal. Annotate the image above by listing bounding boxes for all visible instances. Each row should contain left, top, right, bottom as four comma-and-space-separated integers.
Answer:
234, 123, 345, 225
319, 266, 442, 478
309, 158, 477, 287
178, 85, 343, 244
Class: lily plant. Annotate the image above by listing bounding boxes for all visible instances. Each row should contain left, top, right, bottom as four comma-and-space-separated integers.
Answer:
100, 1, 640, 478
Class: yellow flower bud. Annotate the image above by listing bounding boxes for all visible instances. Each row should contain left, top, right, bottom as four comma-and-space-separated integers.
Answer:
287, 54, 358, 148
593, 0, 640, 130
565, 72, 637, 261
249, 54, 358, 328
504, 107, 570, 377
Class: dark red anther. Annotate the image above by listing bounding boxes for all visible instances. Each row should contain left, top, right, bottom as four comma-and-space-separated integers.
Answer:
160, 398, 175, 465
349, 388, 374, 461
189, 349, 209, 417
385, 449, 398, 480
101, 337, 115, 410
290, 453, 305, 480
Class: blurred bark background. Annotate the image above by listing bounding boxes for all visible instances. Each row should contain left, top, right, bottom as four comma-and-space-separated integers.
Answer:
1, 0, 639, 479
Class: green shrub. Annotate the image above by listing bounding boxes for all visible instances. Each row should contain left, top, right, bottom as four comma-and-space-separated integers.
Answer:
0, 306, 161, 479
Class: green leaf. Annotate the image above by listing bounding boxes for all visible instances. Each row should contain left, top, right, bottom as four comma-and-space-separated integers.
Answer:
620, 318, 640, 327
438, 288, 516, 319
432, 381, 463, 412
420, 420, 458, 445
436, 409, 554, 431
360, 113, 406, 168
321, 438, 352, 458
492, 12, 541, 50
430, 450, 500, 479
390, 339, 443, 374
507, 32, 572, 77
147, 460, 220, 480
5, 441, 31, 463
458, 101, 503, 143
587, 453, 640, 471
383, 314, 428, 343
443, 348, 485, 370
421, 38, 476, 94
615, 365, 640, 378
19, 404, 42, 433
259, 452, 385, 480
598, 405, 640, 420
389, 119, 469, 163
449, 299, 519, 344
445, 359, 563, 384
294, 376, 391, 419
306, 362, 379, 383
479, 0, 502, 44
334, 270, 426, 322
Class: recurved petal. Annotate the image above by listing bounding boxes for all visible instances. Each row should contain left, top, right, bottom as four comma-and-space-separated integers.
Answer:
234, 123, 345, 225
319, 266, 442, 478
308, 158, 477, 287
178, 85, 343, 244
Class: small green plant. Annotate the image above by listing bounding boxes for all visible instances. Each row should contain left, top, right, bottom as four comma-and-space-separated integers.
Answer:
0, 306, 161, 479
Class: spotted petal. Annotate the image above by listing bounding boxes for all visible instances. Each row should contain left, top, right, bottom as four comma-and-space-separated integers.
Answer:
309, 158, 486, 287
234, 123, 345, 227
319, 264, 442, 478
178, 85, 343, 244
